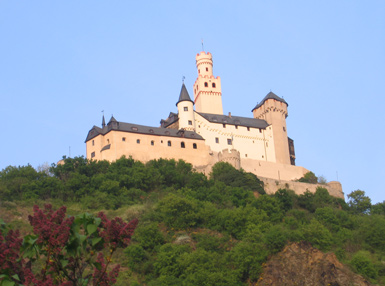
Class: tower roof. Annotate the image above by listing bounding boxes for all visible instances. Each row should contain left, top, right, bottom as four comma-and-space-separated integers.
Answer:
176, 83, 193, 106
252, 91, 288, 111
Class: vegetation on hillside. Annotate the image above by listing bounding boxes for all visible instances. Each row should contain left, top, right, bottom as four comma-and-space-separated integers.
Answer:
1, 157, 385, 285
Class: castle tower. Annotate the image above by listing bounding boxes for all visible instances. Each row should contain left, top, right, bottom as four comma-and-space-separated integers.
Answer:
177, 83, 195, 131
252, 92, 291, 165
193, 51, 223, 114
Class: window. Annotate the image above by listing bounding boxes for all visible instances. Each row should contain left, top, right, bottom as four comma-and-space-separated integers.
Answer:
122, 137, 126, 142
151, 140, 154, 146
283, 127, 286, 132
181, 142, 185, 148
92, 140, 94, 146
245, 154, 248, 157
198, 69, 200, 74
227, 138, 232, 145
247, 127, 250, 131
188, 120, 192, 125
184, 106, 188, 111
266, 142, 268, 147
259, 129, 262, 133
223, 124, 226, 128
206, 67, 208, 71
215, 137, 219, 143
131, 127, 138, 131
107, 139, 110, 144
91, 152, 95, 158
204, 82, 208, 87
168, 140, 171, 147
193, 143, 197, 149
137, 139, 140, 144
212, 83, 216, 88
235, 125, 238, 129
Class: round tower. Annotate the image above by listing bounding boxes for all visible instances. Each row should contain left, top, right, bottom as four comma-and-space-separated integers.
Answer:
177, 83, 195, 131
252, 92, 291, 165
193, 51, 223, 115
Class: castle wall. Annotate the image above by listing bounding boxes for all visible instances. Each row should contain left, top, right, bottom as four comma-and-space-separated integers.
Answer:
86, 131, 212, 166
241, 158, 308, 181
259, 177, 344, 199
194, 113, 277, 162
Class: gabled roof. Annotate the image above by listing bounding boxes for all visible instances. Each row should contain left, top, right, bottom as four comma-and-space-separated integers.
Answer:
196, 112, 269, 129
85, 117, 203, 142
176, 83, 193, 106
252, 91, 288, 111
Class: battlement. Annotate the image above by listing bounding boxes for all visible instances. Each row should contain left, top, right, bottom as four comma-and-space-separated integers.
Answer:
218, 148, 241, 169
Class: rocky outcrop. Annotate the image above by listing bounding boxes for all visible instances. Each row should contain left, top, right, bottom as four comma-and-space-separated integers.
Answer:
256, 242, 372, 286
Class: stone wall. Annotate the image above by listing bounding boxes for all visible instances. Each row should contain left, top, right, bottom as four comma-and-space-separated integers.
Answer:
259, 177, 344, 199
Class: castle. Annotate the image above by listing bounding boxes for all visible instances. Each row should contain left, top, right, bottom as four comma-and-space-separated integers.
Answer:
85, 51, 344, 198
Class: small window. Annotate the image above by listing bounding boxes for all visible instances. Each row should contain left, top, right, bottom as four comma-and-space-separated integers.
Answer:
188, 120, 192, 125
283, 127, 286, 132
235, 125, 238, 129
212, 83, 216, 88
198, 69, 200, 74
107, 139, 110, 144
181, 142, 185, 148
227, 138, 232, 145
91, 152, 95, 158
151, 140, 154, 146
149, 129, 154, 133
245, 154, 248, 157
168, 141, 171, 147
204, 82, 208, 87
266, 142, 268, 147
247, 127, 250, 131
92, 140, 94, 146
206, 67, 208, 71
215, 137, 219, 143
122, 137, 126, 142
193, 143, 197, 149
132, 127, 138, 131
137, 139, 140, 144
184, 106, 188, 111
259, 129, 262, 133
223, 124, 226, 128
161, 140, 163, 143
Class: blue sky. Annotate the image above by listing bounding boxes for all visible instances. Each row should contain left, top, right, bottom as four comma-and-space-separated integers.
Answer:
1, 1, 384, 203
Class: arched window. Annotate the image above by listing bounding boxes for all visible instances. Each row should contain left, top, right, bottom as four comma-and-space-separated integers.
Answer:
181, 142, 185, 148
151, 140, 154, 146
204, 82, 208, 87
212, 83, 216, 88
168, 141, 172, 147
193, 143, 197, 149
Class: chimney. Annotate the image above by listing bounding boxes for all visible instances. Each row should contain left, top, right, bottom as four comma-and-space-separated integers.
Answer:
228, 112, 232, 118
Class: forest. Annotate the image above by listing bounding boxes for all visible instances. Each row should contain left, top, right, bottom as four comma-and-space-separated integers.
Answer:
1, 156, 385, 285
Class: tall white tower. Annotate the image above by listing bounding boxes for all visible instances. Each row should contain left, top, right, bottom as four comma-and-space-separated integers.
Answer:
193, 52, 223, 114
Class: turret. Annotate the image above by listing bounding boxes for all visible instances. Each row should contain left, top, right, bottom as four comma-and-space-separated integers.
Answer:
193, 51, 223, 114
177, 83, 195, 131
252, 92, 291, 165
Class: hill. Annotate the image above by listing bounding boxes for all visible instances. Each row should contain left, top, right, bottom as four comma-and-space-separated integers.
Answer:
1, 156, 385, 285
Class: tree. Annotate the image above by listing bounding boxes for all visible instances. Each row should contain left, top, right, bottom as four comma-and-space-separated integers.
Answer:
298, 172, 318, 184
347, 190, 371, 214
0, 204, 138, 286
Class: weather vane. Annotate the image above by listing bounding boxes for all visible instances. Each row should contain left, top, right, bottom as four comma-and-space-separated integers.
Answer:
182, 76, 185, 83
201, 39, 204, 51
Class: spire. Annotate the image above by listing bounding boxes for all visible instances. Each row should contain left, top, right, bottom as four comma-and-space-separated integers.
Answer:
176, 83, 193, 106
102, 115, 106, 128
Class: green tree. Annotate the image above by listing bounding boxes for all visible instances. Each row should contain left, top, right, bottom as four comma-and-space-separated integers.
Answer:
298, 171, 318, 184
347, 190, 371, 214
